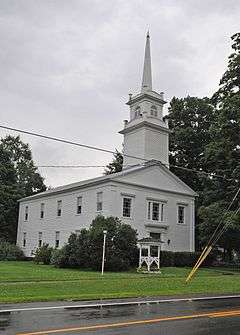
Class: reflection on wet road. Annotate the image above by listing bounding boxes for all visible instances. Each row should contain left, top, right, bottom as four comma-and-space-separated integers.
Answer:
1, 297, 240, 335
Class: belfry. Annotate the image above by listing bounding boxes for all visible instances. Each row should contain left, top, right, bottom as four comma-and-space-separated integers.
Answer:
120, 32, 170, 168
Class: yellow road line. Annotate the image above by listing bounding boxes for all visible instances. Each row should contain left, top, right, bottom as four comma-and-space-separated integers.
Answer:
17, 309, 240, 335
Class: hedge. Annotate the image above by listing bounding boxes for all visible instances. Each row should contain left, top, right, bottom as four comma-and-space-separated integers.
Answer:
160, 250, 216, 267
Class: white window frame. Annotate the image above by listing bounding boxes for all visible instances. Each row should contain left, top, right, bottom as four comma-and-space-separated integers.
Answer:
23, 232, 26, 247
24, 206, 29, 221
40, 203, 45, 219
178, 205, 186, 224
57, 200, 62, 217
122, 197, 132, 218
147, 200, 165, 222
96, 192, 103, 212
150, 105, 158, 117
55, 231, 60, 248
38, 232, 43, 247
135, 106, 141, 118
76, 196, 82, 215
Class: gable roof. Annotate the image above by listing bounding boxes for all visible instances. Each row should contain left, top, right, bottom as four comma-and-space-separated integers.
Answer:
19, 161, 197, 202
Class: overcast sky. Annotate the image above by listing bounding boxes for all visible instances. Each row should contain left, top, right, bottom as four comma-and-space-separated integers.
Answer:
0, 0, 239, 187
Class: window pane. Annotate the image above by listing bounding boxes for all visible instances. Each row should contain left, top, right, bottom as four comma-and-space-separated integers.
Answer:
150, 232, 161, 240
160, 204, 164, 222
40, 203, 44, 218
25, 206, 29, 221
55, 231, 60, 248
97, 192, 103, 211
57, 201, 62, 216
147, 202, 151, 219
178, 206, 185, 223
123, 198, 132, 217
152, 202, 159, 221
23, 232, 26, 247
77, 197, 82, 214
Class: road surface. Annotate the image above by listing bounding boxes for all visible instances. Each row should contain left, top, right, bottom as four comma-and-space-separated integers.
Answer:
1, 296, 240, 334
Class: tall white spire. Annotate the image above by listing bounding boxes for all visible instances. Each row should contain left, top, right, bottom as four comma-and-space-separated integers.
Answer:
141, 31, 152, 92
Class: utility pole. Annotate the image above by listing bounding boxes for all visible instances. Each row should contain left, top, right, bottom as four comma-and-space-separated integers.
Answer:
101, 230, 107, 275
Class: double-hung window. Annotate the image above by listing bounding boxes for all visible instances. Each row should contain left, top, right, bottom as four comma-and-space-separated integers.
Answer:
122, 197, 132, 218
178, 206, 185, 224
96, 192, 103, 211
147, 201, 165, 222
23, 232, 26, 247
38, 232, 42, 247
55, 231, 60, 248
24, 206, 29, 221
77, 196, 82, 214
40, 203, 45, 219
57, 200, 62, 217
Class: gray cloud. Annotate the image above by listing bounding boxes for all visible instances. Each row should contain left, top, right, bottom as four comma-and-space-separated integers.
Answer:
0, 0, 239, 186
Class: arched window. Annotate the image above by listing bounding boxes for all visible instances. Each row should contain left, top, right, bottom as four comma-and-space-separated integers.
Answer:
135, 106, 141, 118
150, 105, 158, 117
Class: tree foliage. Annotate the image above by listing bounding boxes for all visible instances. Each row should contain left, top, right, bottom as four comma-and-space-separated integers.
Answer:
168, 33, 240, 255
168, 96, 215, 205
0, 135, 46, 242
104, 150, 123, 175
51, 216, 138, 271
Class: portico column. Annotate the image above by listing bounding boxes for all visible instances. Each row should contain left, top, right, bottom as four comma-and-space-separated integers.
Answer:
147, 245, 150, 272
139, 245, 142, 268
157, 245, 160, 269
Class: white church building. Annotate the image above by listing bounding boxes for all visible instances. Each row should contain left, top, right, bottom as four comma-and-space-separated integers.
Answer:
17, 33, 196, 257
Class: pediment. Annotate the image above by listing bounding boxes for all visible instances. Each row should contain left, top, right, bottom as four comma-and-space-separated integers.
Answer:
113, 164, 196, 197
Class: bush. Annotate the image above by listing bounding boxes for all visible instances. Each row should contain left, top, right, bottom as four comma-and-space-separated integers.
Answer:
0, 241, 24, 261
160, 251, 175, 267
51, 247, 69, 267
51, 216, 138, 271
160, 250, 216, 267
174, 252, 201, 267
34, 244, 53, 265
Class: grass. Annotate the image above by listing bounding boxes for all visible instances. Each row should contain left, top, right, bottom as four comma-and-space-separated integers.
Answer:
0, 261, 240, 303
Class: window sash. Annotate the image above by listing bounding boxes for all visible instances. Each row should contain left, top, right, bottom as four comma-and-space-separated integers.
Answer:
77, 197, 82, 214
25, 206, 29, 221
178, 206, 185, 224
55, 231, 60, 248
97, 192, 103, 211
123, 198, 132, 217
40, 203, 44, 218
147, 201, 165, 222
57, 201, 62, 216
38, 232, 42, 247
23, 233, 26, 247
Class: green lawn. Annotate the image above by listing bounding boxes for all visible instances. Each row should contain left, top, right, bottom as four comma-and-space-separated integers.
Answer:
0, 261, 240, 303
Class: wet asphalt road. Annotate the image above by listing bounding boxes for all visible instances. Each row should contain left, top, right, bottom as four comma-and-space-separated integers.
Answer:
1, 297, 240, 335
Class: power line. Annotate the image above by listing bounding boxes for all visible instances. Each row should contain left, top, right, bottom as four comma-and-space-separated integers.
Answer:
0, 124, 236, 181
37, 165, 107, 168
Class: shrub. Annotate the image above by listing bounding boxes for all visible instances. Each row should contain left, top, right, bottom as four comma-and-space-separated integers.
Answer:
160, 251, 175, 267
174, 252, 201, 267
34, 244, 53, 265
51, 216, 138, 271
0, 241, 24, 261
160, 250, 216, 267
51, 247, 69, 267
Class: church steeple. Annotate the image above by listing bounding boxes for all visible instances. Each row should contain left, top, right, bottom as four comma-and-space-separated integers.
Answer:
141, 31, 152, 92
120, 32, 170, 168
